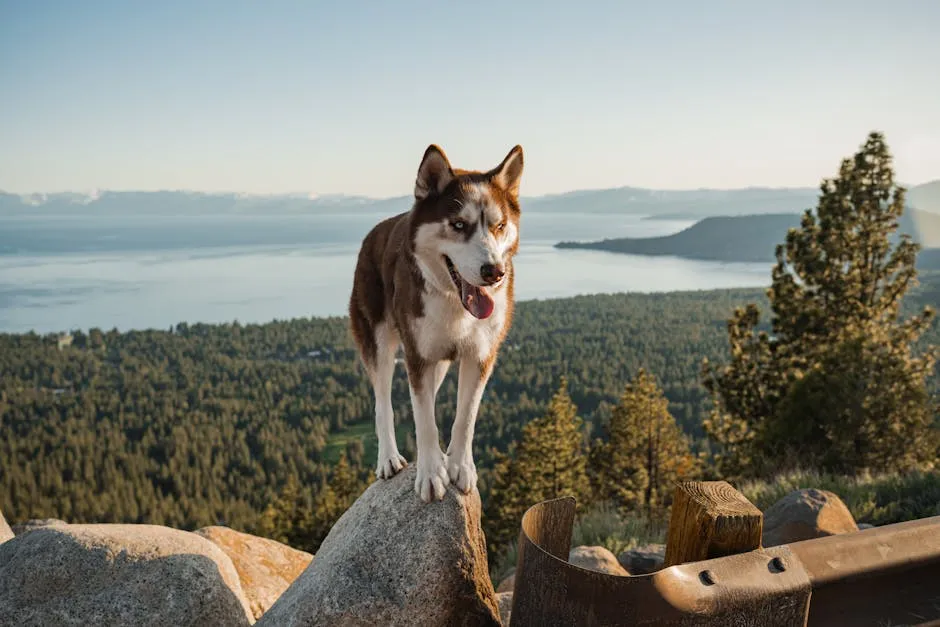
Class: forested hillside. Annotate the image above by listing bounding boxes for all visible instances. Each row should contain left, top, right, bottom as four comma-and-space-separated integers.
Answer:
558, 213, 802, 262
3, 274, 937, 535
557, 208, 940, 264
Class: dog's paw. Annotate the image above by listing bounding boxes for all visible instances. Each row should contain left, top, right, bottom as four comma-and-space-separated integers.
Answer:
446, 454, 478, 494
414, 452, 449, 503
376, 451, 408, 479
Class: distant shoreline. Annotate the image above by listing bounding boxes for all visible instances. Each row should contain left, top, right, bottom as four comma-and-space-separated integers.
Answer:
559, 211, 940, 267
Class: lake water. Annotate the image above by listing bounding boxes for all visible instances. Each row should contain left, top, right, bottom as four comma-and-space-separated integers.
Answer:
0, 211, 771, 334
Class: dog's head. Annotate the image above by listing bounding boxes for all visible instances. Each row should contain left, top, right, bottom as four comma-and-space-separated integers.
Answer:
410, 144, 524, 320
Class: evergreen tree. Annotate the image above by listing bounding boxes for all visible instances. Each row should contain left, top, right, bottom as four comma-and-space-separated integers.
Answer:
256, 452, 371, 553
302, 452, 371, 552
483, 377, 591, 552
590, 369, 698, 517
256, 474, 307, 546
703, 131, 939, 478
330, 451, 368, 503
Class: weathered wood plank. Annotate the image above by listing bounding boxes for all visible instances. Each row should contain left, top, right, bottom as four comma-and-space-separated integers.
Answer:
664, 481, 763, 567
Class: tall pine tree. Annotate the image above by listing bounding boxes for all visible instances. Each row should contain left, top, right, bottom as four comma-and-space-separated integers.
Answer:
256, 452, 370, 553
255, 474, 307, 547
590, 369, 698, 517
484, 377, 591, 553
302, 452, 370, 551
703, 131, 939, 478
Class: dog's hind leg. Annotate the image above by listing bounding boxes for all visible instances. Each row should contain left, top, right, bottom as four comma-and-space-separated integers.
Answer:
445, 357, 493, 494
372, 322, 407, 479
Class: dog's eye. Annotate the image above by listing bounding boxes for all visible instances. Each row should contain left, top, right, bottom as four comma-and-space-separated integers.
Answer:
451, 221, 466, 231
496, 222, 506, 232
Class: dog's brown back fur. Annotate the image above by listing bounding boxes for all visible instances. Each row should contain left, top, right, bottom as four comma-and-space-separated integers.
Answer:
348, 211, 421, 369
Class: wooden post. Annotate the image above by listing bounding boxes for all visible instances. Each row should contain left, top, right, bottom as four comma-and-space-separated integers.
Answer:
664, 481, 763, 567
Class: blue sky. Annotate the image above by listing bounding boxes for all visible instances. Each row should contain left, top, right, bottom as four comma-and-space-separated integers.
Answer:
2, 0, 938, 197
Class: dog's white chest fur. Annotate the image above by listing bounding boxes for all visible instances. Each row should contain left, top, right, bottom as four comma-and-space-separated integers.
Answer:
411, 288, 508, 363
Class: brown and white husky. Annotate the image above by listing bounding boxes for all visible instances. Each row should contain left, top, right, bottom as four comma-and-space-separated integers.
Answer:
349, 144, 524, 502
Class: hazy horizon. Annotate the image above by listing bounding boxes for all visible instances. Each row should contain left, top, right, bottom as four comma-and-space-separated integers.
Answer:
4, 178, 937, 201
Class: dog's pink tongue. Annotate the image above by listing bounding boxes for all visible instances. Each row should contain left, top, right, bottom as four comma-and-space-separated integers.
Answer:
460, 281, 495, 319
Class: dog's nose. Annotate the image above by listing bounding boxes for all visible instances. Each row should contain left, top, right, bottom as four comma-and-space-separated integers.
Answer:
480, 263, 505, 285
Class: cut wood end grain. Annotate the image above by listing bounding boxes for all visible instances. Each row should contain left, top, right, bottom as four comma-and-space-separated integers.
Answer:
664, 481, 763, 567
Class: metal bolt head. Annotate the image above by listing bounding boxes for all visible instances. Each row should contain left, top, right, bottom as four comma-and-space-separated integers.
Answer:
768, 557, 787, 573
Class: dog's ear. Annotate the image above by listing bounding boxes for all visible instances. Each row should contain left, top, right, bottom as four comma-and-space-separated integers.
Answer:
491, 145, 524, 197
415, 145, 455, 201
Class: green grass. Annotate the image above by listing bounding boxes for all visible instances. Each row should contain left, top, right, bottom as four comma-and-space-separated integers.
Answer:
323, 420, 412, 465
570, 502, 667, 556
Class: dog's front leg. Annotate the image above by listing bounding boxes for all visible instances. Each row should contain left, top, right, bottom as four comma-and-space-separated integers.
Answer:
408, 360, 450, 502
446, 357, 491, 494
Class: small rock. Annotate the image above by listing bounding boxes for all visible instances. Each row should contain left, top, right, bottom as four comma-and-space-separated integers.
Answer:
0, 511, 12, 545
617, 543, 664, 575
568, 546, 630, 576
496, 571, 515, 593
762, 488, 858, 547
496, 591, 513, 626
195, 526, 313, 621
258, 465, 501, 626
858, 523, 874, 530
0, 523, 254, 626
11, 519, 66, 536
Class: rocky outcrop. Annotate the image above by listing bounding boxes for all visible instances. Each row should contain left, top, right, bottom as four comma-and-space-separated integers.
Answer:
762, 488, 859, 547
0, 524, 254, 626
496, 591, 513, 625
617, 543, 665, 575
568, 545, 630, 576
195, 525, 313, 621
10, 518, 66, 536
0, 510, 12, 545
258, 465, 501, 626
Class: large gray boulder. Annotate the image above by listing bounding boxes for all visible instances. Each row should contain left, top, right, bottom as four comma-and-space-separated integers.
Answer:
0, 510, 12, 544
258, 465, 501, 626
762, 488, 859, 547
0, 524, 254, 626
195, 525, 313, 621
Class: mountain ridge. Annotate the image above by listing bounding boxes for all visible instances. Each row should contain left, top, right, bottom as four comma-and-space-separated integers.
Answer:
3, 180, 937, 222
556, 209, 940, 267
